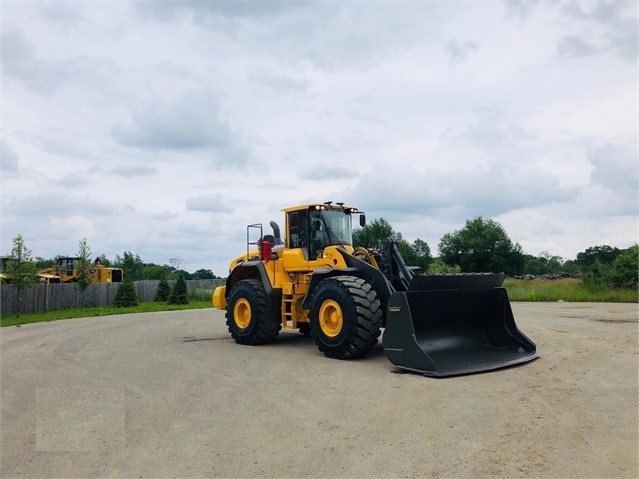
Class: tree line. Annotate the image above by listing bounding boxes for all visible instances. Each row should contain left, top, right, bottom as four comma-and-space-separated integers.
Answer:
353, 217, 637, 290
1, 235, 218, 297
2, 235, 197, 315
4, 215, 637, 293
84, 251, 220, 282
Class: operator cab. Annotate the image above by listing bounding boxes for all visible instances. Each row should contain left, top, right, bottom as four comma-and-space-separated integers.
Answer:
284, 202, 363, 259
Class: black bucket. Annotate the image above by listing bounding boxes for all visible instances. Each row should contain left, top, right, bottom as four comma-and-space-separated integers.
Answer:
382, 275, 538, 377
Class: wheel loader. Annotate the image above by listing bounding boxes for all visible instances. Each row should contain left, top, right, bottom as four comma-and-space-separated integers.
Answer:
38, 257, 123, 284
212, 202, 537, 376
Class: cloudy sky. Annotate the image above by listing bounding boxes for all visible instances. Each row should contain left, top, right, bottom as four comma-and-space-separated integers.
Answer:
2, 1, 637, 275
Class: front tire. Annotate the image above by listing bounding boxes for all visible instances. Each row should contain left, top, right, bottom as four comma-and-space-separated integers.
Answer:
309, 276, 382, 359
226, 279, 281, 345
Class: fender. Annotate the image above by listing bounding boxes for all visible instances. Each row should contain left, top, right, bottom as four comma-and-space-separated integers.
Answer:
301, 260, 393, 315
341, 251, 394, 310
226, 260, 282, 317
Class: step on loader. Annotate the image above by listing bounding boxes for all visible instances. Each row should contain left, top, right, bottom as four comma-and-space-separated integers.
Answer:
212, 202, 537, 377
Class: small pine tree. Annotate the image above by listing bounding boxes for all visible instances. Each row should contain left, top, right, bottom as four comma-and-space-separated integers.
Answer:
168, 275, 189, 305
113, 280, 138, 307
154, 278, 171, 302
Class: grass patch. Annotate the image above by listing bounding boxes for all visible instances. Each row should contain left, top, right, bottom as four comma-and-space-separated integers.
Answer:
504, 278, 638, 303
1, 301, 212, 327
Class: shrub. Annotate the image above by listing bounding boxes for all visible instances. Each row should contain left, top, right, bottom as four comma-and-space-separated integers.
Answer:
582, 260, 608, 291
427, 258, 462, 274
608, 245, 638, 289
168, 275, 189, 305
154, 278, 171, 302
583, 245, 638, 291
113, 281, 138, 307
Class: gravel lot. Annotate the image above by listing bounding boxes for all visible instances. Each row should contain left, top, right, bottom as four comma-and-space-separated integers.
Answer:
1, 302, 637, 478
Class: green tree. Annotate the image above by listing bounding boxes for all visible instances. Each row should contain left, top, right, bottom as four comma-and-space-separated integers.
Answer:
113, 280, 138, 307
438, 217, 524, 275
192, 268, 216, 279
523, 251, 564, 275
76, 238, 92, 294
582, 260, 610, 291
154, 278, 171, 302
95, 254, 112, 267
141, 263, 173, 280
169, 257, 186, 273
354, 217, 432, 272
561, 259, 581, 274
5, 234, 39, 316
427, 257, 462, 274
168, 275, 189, 305
576, 245, 621, 270
35, 256, 57, 269
175, 269, 192, 280
606, 245, 638, 289
398, 238, 432, 272
114, 251, 145, 281
353, 218, 395, 249
578, 244, 634, 291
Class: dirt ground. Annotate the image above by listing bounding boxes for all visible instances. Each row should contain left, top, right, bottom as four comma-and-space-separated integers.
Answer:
1, 302, 637, 479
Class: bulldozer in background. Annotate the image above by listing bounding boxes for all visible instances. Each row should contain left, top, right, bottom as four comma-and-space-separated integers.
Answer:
38, 257, 123, 284
212, 202, 537, 377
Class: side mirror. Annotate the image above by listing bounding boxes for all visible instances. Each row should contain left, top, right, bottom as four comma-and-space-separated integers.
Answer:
359, 214, 366, 227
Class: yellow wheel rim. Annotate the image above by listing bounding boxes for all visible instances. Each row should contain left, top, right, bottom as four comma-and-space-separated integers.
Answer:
319, 299, 343, 338
234, 298, 251, 329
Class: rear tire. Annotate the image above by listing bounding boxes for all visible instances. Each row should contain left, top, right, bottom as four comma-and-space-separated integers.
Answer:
309, 275, 382, 359
226, 279, 281, 345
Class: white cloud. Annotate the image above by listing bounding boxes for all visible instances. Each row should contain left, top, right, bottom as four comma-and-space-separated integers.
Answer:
445, 38, 480, 64
108, 164, 159, 177
111, 90, 243, 153
0, 141, 19, 176
558, 35, 598, 58
186, 194, 234, 213
561, 0, 637, 61
588, 144, 637, 199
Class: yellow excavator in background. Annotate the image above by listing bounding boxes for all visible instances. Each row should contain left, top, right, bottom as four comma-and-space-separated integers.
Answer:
212, 201, 537, 377
0, 256, 13, 283
38, 257, 123, 284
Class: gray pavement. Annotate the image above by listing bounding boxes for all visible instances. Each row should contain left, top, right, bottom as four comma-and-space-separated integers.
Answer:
1, 303, 637, 478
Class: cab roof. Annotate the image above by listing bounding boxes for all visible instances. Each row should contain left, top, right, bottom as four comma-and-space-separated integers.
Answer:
281, 202, 359, 213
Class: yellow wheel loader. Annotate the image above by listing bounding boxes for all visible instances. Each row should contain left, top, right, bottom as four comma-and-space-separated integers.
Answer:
38, 257, 123, 284
212, 202, 537, 376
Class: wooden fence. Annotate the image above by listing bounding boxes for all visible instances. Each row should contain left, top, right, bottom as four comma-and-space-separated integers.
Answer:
0, 279, 225, 317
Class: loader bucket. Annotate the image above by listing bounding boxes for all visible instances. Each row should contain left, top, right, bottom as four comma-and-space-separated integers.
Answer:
382, 274, 537, 377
